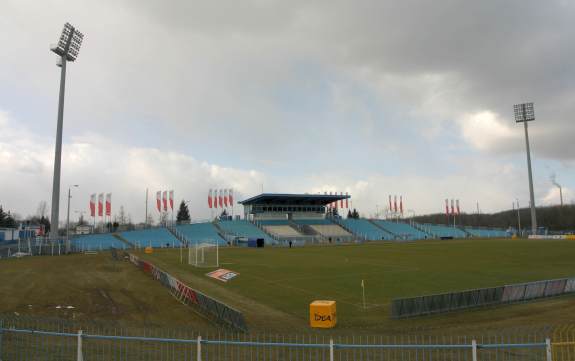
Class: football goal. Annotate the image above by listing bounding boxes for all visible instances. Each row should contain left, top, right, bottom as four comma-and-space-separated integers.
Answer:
188, 239, 219, 267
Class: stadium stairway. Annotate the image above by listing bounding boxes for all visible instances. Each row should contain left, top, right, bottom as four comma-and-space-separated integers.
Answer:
293, 222, 321, 237
166, 225, 190, 247
216, 219, 277, 245
331, 218, 357, 239
458, 227, 473, 238
251, 220, 282, 242
211, 222, 232, 243
175, 222, 227, 245
112, 233, 135, 248
409, 222, 436, 239
120, 228, 181, 248
337, 218, 394, 241
370, 219, 432, 241
415, 223, 467, 239
368, 219, 398, 238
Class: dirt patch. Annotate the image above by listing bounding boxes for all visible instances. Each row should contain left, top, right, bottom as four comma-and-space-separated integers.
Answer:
98, 289, 120, 316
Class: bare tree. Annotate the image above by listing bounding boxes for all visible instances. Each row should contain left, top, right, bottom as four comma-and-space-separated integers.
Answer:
146, 214, 154, 226
159, 212, 168, 226
36, 201, 48, 218
117, 206, 128, 225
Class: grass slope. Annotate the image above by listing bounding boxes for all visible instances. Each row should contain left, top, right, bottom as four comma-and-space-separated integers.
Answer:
0, 252, 216, 330
137, 239, 575, 334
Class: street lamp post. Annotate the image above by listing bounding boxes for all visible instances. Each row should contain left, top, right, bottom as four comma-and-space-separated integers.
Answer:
49, 23, 84, 241
514, 102, 537, 235
66, 185, 79, 248
516, 199, 521, 237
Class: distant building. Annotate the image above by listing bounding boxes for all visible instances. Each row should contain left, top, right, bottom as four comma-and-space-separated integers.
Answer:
75, 225, 93, 235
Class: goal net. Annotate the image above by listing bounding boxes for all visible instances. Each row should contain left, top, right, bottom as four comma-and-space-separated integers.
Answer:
188, 240, 219, 268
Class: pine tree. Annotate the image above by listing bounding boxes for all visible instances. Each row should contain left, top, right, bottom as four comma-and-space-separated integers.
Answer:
176, 200, 191, 223
0, 205, 6, 227
39, 216, 51, 233
4, 211, 16, 228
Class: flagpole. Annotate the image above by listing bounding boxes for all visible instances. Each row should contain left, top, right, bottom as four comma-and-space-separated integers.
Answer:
145, 188, 148, 228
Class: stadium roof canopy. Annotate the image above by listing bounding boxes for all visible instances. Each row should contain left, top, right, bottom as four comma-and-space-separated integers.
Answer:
239, 193, 349, 206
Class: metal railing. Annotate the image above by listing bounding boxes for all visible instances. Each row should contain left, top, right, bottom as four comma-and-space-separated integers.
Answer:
392, 276, 575, 318
128, 253, 248, 332
0, 323, 554, 361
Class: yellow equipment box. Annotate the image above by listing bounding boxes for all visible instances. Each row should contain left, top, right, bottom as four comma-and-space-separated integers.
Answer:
310, 300, 337, 328
145, 246, 153, 254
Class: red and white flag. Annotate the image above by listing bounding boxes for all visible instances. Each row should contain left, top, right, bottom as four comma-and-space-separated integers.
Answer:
400, 195, 403, 215
208, 189, 213, 209
224, 189, 228, 207
169, 190, 174, 210
90, 194, 96, 217
340, 192, 344, 208
229, 189, 233, 206
105, 193, 111, 216
450, 199, 455, 215
156, 191, 161, 212
345, 192, 349, 208
394, 195, 398, 213
162, 191, 168, 211
219, 190, 223, 208
98, 193, 104, 217
445, 199, 449, 216
213, 189, 218, 208
456, 199, 460, 215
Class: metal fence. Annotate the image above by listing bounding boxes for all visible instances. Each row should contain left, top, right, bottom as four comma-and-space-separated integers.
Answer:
391, 277, 575, 318
0, 238, 84, 259
128, 253, 248, 332
552, 325, 575, 361
0, 318, 555, 361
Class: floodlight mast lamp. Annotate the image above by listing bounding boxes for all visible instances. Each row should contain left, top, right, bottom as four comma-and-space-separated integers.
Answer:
49, 23, 84, 242
514, 102, 537, 235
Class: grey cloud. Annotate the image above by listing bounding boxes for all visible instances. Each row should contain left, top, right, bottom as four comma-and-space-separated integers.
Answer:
1, 0, 575, 218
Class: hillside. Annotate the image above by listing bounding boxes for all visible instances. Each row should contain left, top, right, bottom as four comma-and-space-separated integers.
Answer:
411, 205, 575, 231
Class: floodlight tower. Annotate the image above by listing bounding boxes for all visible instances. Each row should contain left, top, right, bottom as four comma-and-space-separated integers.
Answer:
49, 23, 84, 241
514, 102, 537, 235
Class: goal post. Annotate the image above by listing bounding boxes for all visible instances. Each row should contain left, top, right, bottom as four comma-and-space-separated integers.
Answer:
188, 239, 219, 268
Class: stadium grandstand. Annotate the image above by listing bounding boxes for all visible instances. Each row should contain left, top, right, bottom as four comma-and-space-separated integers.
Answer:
63, 193, 510, 252
239, 193, 353, 243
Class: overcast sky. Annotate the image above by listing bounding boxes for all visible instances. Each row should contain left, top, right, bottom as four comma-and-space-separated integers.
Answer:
1, 0, 574, 224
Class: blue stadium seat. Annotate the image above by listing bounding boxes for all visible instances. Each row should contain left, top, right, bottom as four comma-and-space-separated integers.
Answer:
372, 220, 429, 240
71, 234, 127, 251
120, 228, 180, 248
341, 219, 394, 240
176, 223, 227, 245
418, 223, 467, 238
465, 228, 509, 238
217, 220, 276, 244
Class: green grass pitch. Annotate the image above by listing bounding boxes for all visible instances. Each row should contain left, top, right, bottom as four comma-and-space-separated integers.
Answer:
1, 238, 574, 335
137, 238, 575, 333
